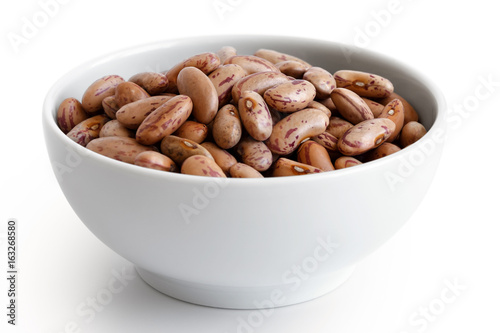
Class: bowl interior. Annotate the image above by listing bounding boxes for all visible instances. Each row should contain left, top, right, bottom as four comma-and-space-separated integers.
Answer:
45, 35, 442, 136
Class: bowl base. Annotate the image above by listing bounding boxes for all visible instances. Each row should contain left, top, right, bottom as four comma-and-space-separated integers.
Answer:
135, 265, 356, 309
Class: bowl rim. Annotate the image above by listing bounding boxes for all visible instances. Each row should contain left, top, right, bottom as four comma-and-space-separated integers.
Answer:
43, 34, 447, 186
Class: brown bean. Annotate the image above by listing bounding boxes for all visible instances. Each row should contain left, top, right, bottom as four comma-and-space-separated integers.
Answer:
334, 156, 362, 169
114, 82, 150, 108
177, 66, 218, 124
236, 137, 273, 172
128, 72, 169, 95
136, 95, 193, 145
264, 80, 316, 113
399, 121, 427, 147
224, 55, 279, 75
231, 71, 289, 102
99, 119, 134, 138
134, 151, 177, 172
365, 142, 401, 161
272, 158, 323, 177
201, 142, 237, 175
181, 155, 226, 178
115, 95, 175, 130
254, 49, 312, 68
275, 60, 309, 78
377, 92, 419, 125
303, 67, 336, 99
86, 136, 155, 163
161, 135, 213, 166
208, 64, 247, 106
266, 108, 329, 155
165, 52, 220, 93
361, 98, 385, 117
81, 75, 124, 115
297, 141, 335, 171
229, 163, 263, 178
102, 96, 120, 119
338, 118, 396, 156
325, 116, 353, 139
67, 115, 110, 146
212, 104, 242, 149
378, 99, 404, 143
238, 90, 273, 141
216, 46, 237, 63
334, 70, 394, 98
57, 98, 88, 134
330, 88, 374, 124
174, 120, 208, 143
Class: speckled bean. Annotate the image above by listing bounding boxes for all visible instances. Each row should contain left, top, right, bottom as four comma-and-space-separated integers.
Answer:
86, 136, 155, 163
216, 46, 237, 63
266, 108, 329, 155
366, 142, 401, 161
57, 98, 88, 134
238, 90, 273, 141
165, 52, 220, 93
229, 163, 263, 178
273, 158, 323, 177
377, 92, 419, 125
297, 141, 335, 171
307, 101, 332, 118
334, 70, 394, 98
160, 135, 213, 165
173, 120, 208, 144
128, 72, 169, 95
181, 155, 226, 178
311, 132, 338, 152
201, 142, 237, 175
334, 156, 362, 169
236, 137, 273, 172
303, 67, 336, 99
115, 95, 175, 129
114, 81, 150, 108
264, 79, 316, 113
99, 119, 134, 138
231, 71, 289, 102
275, 60, 309, 78
67, 114, 110, 146
378, 99, 404, 143
338, 118, 396, 156
325, 116, 353, 139
254, 49, 312, 68
316, 97, 337, 113
208, 64, 247, 106
224, 55, 279, 75
136, 95, 193, 145
102, 96, 120, 119
134, 151, 178, 172
361, 98, 385, 118
81, 75, 124, 115
330, 88, 374, 124
399, 121, 427, 148
212, 104, 242, 149
177, 66, 218, 124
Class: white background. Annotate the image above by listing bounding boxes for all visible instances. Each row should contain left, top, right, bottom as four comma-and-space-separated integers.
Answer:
1, 0, 499, 332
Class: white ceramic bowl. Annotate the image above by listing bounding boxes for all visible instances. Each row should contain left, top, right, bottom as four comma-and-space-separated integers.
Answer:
43, 35, 446, 309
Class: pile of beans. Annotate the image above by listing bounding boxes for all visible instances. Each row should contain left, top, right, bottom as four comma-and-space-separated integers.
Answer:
57, 47, 427, 178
